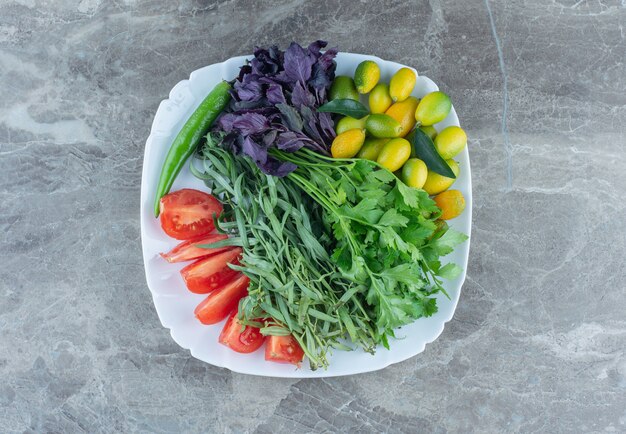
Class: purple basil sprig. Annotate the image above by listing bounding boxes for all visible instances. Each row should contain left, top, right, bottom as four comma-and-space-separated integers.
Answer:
212, 41, 338, 176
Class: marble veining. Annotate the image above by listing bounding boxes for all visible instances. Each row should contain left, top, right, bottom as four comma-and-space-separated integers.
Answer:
1, 0, 625, 432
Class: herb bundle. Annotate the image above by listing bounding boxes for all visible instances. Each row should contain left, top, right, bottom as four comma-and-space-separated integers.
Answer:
193, 136, 467, 369
193, 137, 376, 369
278, 149, 468, 335
189, 41, 468, 369
213, 41, 338, 177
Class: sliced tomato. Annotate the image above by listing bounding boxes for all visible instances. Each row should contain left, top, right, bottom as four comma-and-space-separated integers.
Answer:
159, 189, 222, 240
265, 335, 305, 366
160, 233, 229, 263
218, 310, 265, 353
194, 274, 250, 325
180, 247, 241, 294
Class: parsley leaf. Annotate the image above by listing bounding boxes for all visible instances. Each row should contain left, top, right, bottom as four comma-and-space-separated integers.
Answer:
437, 263, 463, 280
431, 228, 468, 256
378, 209, 410, 227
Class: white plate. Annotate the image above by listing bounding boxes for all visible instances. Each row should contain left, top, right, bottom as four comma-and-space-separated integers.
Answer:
140, 52, 472, 377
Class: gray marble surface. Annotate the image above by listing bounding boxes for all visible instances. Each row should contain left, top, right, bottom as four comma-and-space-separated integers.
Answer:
1, 0, 625, 432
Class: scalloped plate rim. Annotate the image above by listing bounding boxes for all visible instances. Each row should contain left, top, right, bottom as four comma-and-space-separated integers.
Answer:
140, 52, 472, 378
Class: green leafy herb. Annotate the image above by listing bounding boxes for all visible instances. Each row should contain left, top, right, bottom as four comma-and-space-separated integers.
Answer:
407, 128, 456, 178
437, 263, 463, 280
317, 99, 369, 119
194, 135, 467, 370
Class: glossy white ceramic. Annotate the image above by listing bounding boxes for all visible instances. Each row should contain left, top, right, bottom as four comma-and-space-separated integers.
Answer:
140, 53, 472, 377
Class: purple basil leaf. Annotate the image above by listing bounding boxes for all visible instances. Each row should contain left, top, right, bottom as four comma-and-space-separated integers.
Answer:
228, 88, 241, 103
291, 81, 315, 108
242, 136, 268, 165
215, 113, 238, 132
251, 57, 277, 76
231, 99, 267, 111
237, 64, 252, 82
251, 46, 283, 76
277, 131, 306, 152
307, 40, 327, 58
318, 111, 336, 140
294, 130, 320, 146
300, 106, 332, 152
276, 103, 303, 132
272, 70, 290, 85
267, 111, 285, 125
211, 41, 339, 174
282, 42, 315, 84
258, 76, 281, 86
229, 107, 277, 116
263, 129, 278, 146
314, 87, 326, 106
268, 45, 283, 62
309, 47, 337, 93
252, 46, 267, 57
219, 132, 243, 154
318, 47, 337, 69
234, 134, 245, 152
302, 123, 325, 147
308, 63, 333, 93
259, 158, 297, 177
266, 83, 286, 104
234, 75, 264, 102
217, 132, 238, 153
232, 112, 270, 136
241, 72, 263, 85
309, 52, 337, 93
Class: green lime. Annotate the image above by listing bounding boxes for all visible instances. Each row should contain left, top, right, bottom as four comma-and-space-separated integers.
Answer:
434, 126, 467, 159
354, 60, 380, 94
357, 137, 389, 161
336, 116, 368, 135
414, 91, 451, 126
365, 113, 403, 138
376, 138, 411, 172
329, 76, 359, 101
401, 158, 428, 189
369, 83, 393, 113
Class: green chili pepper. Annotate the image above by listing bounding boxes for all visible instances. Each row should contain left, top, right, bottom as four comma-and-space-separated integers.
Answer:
153, 80, 231, 216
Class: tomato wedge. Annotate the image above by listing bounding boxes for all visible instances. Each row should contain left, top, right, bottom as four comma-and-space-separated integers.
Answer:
159, 189, 222, 240
265, 335, 305, 366
194, 274, 250, 324
160, 233, 229, 263
180, 247, 241, 294
218, 310, 265, 353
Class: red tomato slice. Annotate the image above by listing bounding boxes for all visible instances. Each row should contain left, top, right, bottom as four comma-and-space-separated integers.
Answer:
194, 274, 250, 325
265, 335, 305, 366
160, 233, 229, 263
159, 189, 222, 240
180, 248, 241, 294
218, 310, 265, 354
